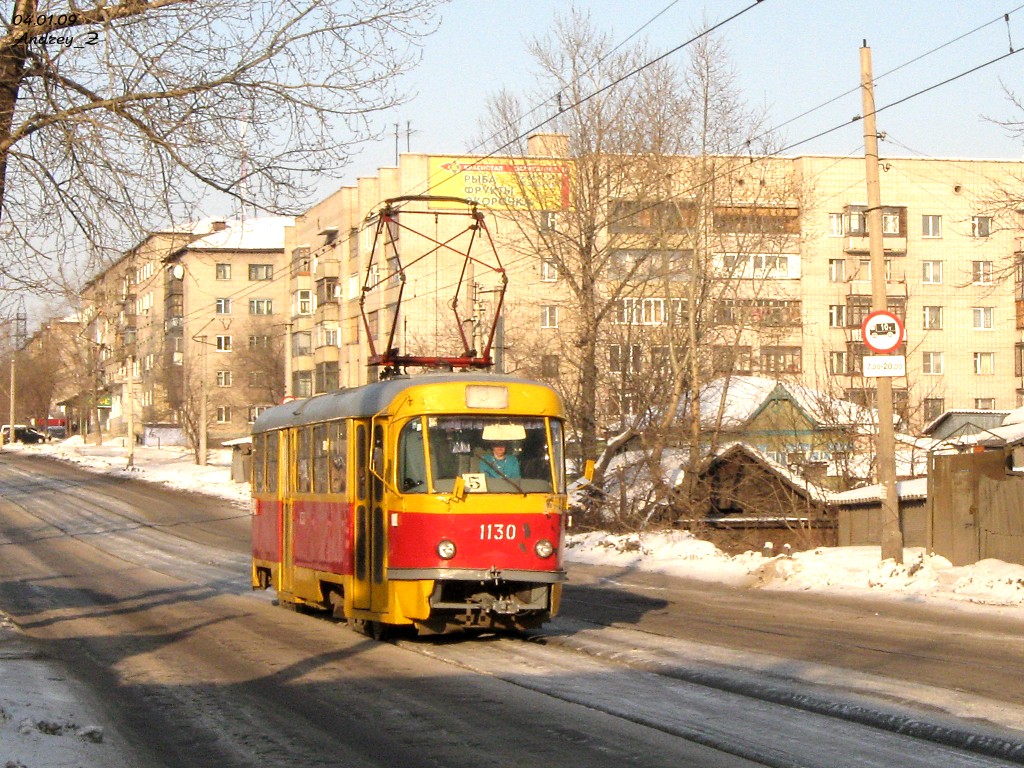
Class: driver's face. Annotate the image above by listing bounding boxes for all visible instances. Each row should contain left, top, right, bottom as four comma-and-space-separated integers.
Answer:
493, 445, 506, 458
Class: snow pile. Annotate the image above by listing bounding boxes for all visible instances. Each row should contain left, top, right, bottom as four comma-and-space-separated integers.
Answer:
6, 437, 1024, 615
564, 531, 1024, 612
23, 435, 250, 504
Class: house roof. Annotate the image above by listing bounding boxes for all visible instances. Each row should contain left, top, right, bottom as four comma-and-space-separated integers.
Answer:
181, 216, 294, 251
696, 376, 878, 430
830, 477, 929, 504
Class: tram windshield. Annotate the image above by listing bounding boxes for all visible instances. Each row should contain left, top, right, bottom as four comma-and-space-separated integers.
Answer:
398, 416, 564, 495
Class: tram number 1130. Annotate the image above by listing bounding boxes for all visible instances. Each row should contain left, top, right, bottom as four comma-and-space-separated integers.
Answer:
480, 523, 518, 541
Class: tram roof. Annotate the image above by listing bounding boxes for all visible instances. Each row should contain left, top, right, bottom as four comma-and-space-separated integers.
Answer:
251, 372, 551, 434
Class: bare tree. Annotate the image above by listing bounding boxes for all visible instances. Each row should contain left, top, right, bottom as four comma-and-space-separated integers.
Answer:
482, 12, 807, 530
478, 8, 694, 473
0, 0, 441, 313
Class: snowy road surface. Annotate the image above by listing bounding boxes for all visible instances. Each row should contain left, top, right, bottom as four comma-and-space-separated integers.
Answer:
1, 453, 1022, 767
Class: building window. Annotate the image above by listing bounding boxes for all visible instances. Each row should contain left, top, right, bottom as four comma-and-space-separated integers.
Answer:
975, 397, 996, 410
248, 405, 271, 423
293, 370, 313, 398
216, 370, 233, 387
881, 212, 900, 235
972, 261, 993, 285
828, 305, 847, 328
215, 263, 231, 280
292, 331, 311, 356
295, 289, 313, 316
249, 264, 273, 281
315, 361, 339, 394
846, 295, 872, 328
828, 258, 846, 282
541, 258, 558, 282
922, 261, 943, 284
316, 277, 340, 305
922, 306, 943, 330
972, 216, 992, 238
540, 354, 559, 378
922, 214, 942, 238
249, 334, 270, 348
829, 351, 848, 375
759, 346, 801, 374
609, 344, 643, 374
247, 299, 272, 316
974, 352, 995, 375
216, 406, 232, 424
922, 351, 944, 375
215, 298, 232, 314
713, 345, 752, 374
923, 398, 945, 422
828, 213, 844, 236
541, 305, 559, 329
973, 307, 994, 330
215, 335, 232, 352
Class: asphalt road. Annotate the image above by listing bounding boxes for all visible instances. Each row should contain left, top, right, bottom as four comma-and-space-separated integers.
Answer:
1, 454, 1022, 768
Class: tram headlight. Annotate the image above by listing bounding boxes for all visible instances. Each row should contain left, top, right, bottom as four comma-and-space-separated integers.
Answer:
534, 539, 555, 558
437, 539, 457, 560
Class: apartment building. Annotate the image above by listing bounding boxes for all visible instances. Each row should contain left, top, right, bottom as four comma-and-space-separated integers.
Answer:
76, 216, 292, 444
284, 144, 1024, 436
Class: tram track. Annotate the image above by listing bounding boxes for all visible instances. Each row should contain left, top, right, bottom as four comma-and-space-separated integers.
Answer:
3, 456, 1024, 767
391, 628, 1024, 768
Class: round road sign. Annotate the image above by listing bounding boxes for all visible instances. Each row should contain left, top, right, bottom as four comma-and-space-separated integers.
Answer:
861, 310, 905, 353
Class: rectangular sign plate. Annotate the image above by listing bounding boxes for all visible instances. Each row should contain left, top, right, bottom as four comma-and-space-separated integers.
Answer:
863, 355, 906, 378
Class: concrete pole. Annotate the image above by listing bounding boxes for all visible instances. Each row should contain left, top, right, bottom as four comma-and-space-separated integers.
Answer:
7, 356, 14, 445
861, 43, 904, 564
126, 355, 135, 468
199, 336, 208, 466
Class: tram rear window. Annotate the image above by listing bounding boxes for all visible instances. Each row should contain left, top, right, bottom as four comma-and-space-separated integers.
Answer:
398, 416, 563, 495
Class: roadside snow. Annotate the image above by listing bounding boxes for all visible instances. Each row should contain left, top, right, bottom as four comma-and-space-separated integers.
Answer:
8, 436, 1024, 614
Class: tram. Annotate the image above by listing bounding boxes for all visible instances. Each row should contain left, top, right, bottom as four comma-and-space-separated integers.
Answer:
250, 373, 568, 635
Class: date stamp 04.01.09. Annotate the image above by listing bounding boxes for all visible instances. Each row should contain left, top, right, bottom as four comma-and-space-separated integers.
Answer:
10, 12, 100, 49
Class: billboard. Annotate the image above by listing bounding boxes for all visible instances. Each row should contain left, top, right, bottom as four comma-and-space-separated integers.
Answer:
428, 157, 571, 211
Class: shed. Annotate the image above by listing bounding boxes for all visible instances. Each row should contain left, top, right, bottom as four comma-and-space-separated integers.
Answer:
223, 436, 252, 483
832, 478, 928, 548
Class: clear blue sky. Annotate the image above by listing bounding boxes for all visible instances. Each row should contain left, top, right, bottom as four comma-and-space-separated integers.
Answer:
342, 0, 1024, 185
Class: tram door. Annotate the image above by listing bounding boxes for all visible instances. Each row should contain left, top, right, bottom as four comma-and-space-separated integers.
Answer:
351, 421, 371, 610
280, 428, 296, 595
351, 420, 388, 613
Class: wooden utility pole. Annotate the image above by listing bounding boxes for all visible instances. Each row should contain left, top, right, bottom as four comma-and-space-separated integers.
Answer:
860, 42, 904, 564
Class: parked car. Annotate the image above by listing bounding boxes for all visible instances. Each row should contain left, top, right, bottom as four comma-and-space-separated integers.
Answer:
1, 425, 49, 443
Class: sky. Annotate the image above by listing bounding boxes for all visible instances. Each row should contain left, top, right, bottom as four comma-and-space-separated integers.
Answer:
341, 0, 1024, 187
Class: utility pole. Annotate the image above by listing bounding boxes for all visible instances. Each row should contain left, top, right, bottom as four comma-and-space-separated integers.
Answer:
126, 355, 135, 468
199, 335, 208, 466
861, 42, 903, 564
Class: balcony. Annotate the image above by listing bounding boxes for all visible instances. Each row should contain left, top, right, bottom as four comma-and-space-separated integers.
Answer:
844, 235, 907, 255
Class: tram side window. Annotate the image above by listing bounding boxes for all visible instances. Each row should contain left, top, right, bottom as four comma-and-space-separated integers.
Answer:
296, 427, 313, 493
252, 434, 265, 491
265, 432, 279, 493
313, 423, 329, 494
355, 423, 367, 499
398, 419, 427, 493
329, 420, 347, 494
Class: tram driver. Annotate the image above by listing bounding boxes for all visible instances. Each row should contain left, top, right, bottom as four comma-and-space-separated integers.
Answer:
481, 441, 521, 480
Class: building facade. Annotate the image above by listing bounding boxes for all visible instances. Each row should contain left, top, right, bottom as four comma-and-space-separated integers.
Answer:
76, 216, 292, 445
282, 143, 1024, 439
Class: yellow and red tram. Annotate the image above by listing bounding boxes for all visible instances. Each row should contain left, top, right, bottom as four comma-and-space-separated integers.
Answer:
250, 373, 567, 635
